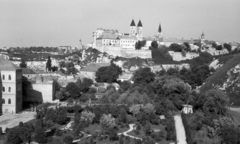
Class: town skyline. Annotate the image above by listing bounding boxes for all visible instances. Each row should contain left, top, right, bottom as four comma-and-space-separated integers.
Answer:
0, 0, 239, 47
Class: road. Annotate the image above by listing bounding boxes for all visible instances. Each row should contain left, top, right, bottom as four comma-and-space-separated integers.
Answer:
174, 114, 187, 144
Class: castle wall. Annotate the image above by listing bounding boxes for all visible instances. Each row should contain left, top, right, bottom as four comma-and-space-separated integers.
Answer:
169, 51, 199, 61
95, 46, 151, 59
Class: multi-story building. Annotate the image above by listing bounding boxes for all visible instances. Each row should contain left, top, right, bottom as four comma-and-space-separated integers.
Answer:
0, 57, 22, 114
120, 35, 138, 49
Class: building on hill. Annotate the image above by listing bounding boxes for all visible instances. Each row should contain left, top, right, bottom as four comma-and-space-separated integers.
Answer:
27, 76, 56, 103
0, 57, 22, 114
120, 35, 138, 49
80, 63, 110, 81
96, 33, 120, 47
22, 68, 37, 79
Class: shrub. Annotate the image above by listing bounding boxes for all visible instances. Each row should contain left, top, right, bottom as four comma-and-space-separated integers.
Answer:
63, 135, 73, 144
134, 129, 140, 135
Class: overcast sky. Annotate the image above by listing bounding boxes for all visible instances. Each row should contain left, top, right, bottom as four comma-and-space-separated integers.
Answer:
0, 0, 239, 47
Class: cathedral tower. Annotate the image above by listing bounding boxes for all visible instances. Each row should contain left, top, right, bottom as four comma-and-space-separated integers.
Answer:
129, 19, 136, 36
137, 20, 143, 38
157, 23, 162, 38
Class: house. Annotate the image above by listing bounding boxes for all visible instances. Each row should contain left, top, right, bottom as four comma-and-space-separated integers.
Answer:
0, 57, 22, 114
22, 68, 37, 79
27, 76, 56, 103
80, 63, 110, 81
118, 73, 133, 82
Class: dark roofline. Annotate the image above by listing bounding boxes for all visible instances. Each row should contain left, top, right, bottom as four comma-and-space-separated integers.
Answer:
137, 20, 143, 27
158, 23, 162, 33
130, 19, 136, 26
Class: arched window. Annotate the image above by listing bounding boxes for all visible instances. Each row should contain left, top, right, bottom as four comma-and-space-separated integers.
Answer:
2, 99, 5, 104
8, 87, 11, 92
2, 75, 5, 80
8, 99, 11, 104
8, 75, 11, 80
2, 87, 5, 92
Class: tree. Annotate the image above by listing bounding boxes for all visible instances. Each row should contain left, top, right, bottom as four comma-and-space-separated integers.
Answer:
143, 103, 155, 114
95, 63, 122, 83
219, 125, 240, 144
202, 89, 229, 115
55, 87, 69, 100
169, 43, 182, 52
135, 40, 146, 50
212, 42, 218, 48
81, 110, 95, 123
224, 43, 232, 52
46, 55, 52, 71
19, 58, 27, 68
6, 128, 22, 144
76, 78, 93, 93
63, 135, 73, 144
100, 114, 116, 130
133, 67, 155, 84
66, 82, 81, 99
183, 42, 191, 52
216, 45, 223, 50
119, 108, 128, 123
33, 127, 48, 144
150, 41, 158, 49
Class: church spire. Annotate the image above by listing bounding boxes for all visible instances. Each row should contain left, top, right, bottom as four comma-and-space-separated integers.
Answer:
158, 23, 162, 33
137, 20, 143, 27
130, 19, 136, 26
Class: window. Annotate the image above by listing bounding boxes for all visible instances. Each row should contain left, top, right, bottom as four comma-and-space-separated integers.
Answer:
2, 86, 5, 92
8, 87, 11, 92
8, 75, 11, 80
8, 99, 11, 104
2, 99, 5, 104
2, 75, 5, 80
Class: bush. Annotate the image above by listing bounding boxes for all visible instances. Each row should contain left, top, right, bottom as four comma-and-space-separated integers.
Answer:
181, 114, 194, 143
134, 129, 140, 135
55, 129, 63, 136
63, 135, 73, 144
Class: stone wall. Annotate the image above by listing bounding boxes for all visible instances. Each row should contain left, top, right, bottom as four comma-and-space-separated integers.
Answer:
95, 46, 152, 59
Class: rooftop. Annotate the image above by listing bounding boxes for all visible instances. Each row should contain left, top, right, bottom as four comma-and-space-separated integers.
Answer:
120, 35, 138, 40
22, 68, 36, 74
81, 63, 110, 72
0, 56, 21, 71
96, 33, 120, 40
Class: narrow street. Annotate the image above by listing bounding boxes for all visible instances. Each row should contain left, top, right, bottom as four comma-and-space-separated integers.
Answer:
174, 114, 187, 144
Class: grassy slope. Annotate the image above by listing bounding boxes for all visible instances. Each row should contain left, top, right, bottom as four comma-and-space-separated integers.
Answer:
201, 53, 240, 105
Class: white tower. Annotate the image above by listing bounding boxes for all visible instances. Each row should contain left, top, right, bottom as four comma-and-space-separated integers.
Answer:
129, 19, 137, 36
137, 20, 143, 39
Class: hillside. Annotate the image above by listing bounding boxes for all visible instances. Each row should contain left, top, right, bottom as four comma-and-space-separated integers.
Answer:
201, 54, 240, 106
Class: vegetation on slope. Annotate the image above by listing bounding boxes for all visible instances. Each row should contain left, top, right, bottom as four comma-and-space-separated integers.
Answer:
201, 53, 240, 106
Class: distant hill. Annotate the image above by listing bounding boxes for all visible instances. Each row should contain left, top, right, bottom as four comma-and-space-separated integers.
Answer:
201, 54, 240, 106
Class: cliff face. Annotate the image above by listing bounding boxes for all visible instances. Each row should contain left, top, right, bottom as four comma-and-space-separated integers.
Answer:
201, 54, 240, 106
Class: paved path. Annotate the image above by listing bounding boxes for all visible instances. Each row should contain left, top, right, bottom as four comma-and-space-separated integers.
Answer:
174, 115, 187, 144
0, 112, 36, 133
118, 124, 142, 140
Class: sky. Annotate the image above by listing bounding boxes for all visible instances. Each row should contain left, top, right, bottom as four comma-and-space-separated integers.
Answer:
0, 0, 239, 47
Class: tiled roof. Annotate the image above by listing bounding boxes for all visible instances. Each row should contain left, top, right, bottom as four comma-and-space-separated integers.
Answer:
22, 68, 36, 74
0, 57, 21, 71
120, 35, 138, 40
96, 33, 120, 40
81, 63, 110, 72
118, 73, 133, 80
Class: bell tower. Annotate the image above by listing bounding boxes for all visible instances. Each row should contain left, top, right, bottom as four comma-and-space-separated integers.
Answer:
137, 20, 143, 38
129, 19, 136, 36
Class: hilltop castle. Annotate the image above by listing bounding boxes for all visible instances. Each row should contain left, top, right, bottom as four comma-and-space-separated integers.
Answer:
91, 20, 162, 58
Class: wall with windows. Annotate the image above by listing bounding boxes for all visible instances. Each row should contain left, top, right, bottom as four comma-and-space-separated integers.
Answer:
1, 71, 16, 82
